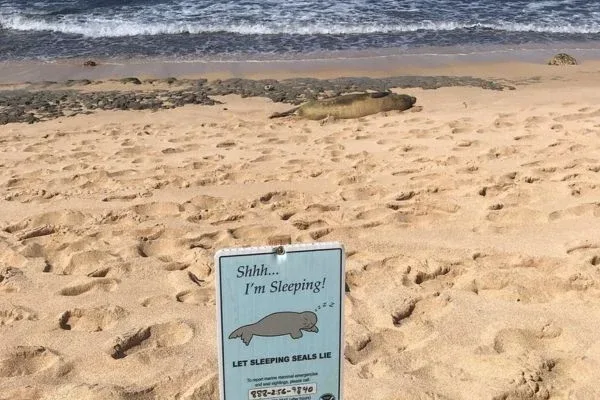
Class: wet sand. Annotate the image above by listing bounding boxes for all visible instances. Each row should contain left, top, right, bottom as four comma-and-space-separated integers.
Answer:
3, 44, 600, 85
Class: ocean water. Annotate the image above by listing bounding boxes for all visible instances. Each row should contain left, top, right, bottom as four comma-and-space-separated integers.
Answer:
0, 0, 599, 62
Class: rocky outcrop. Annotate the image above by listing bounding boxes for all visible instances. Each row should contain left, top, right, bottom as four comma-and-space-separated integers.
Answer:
0, 75, 516, 125
548, 53, 578, 66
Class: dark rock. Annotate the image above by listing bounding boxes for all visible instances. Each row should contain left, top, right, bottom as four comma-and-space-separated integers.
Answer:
24, 113, 38, 124
548, 53, 578, 66
119, 77, 142, 85
64, 79, 91, 87
128, 102, 143, 110
83, 60, 97, 67
112, 96, 130, 110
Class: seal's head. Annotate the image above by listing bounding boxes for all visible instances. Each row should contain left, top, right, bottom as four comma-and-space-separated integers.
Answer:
390, 93, 417, 109
300, 311, 318, 328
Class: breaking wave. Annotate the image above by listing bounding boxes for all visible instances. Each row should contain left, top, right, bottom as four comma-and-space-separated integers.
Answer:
2, 14, 600, 37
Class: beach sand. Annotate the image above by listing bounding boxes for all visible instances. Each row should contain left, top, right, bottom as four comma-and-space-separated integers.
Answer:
1, 59, 600, 399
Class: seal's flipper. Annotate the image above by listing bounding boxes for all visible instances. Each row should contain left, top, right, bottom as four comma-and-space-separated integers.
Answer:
241, 331, 254, 345
290, 330, 303, 339
369, 91, 391, 99
269, 106, 301, 119
303, 325, 318, 333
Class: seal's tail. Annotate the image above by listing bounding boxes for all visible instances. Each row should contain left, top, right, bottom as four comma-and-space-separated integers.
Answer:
229, 327, 253, 346
269, 106, 300, 119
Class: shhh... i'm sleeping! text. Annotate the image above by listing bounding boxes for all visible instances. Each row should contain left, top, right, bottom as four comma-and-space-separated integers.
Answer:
236, 264, 327, 296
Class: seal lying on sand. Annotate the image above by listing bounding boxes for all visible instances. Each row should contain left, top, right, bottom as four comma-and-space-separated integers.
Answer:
229, 311, 318, 346
269, 91, 416, 120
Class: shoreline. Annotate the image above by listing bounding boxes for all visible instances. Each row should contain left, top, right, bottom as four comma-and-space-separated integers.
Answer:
2, 44, 600, 126
2, 43, 600, 84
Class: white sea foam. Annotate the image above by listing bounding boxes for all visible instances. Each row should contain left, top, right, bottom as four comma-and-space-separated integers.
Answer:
1, 13, 600, 37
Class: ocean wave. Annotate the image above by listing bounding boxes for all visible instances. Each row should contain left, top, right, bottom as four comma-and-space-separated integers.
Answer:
1, 14, 600, 37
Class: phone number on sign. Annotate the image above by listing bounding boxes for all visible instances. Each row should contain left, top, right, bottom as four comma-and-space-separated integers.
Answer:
248, 383, 317, 399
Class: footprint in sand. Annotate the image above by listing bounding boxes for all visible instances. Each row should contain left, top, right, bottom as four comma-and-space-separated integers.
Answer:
486, 207, 547, 227
344, 329, 405, 378
344, 328, 372, 366
141, 295, 173, 308
548, 203, 600, 221
554, 108, 600, 122
179, 373, 219, 399
295, 228, 335, 242
257, 191, 301, 205
355, 207, 396, 221
292, 219, 328, 231
229, 225, 277, 241
4, 211, 85, 236
409, 262, 452, 286
108, 321, 194, 359
62, 250, 121, 276
464, 255, 563, 303
493, 325, 562, 355
305, 203, 339, 213
448, 118, 474, 134
391, 298, 418, 327
0, 266, 27, 292
339, 186, 387, 201
523, 115, 549, 128
133, 202, 184, 218
188, 231, 230, 251
44, 383, 157, 400
161, 261, 190, 271
137, 237, 188, 258
492, 358, 555, 400
565, 239, 599, 255
0, 306, 38, 326
209, 213, 245, 226
59, 305, 128, 332
337, 174, 367, 186
0, 346, 68, 378
492, 113, 516, 128
176, 288, 215, 306
58, 278, 120, 296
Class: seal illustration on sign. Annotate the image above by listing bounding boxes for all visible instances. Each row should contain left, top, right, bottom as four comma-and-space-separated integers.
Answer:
229, 311, 319, 346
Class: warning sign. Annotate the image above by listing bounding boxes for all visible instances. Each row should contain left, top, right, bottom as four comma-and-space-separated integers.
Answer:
215, 242, 345, 400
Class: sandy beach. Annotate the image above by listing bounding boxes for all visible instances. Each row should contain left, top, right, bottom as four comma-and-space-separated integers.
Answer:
1, 58, 600, 399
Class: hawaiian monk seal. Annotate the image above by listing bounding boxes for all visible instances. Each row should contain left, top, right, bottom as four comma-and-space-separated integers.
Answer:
269, 92, 416, 120
229, 311, 318, 346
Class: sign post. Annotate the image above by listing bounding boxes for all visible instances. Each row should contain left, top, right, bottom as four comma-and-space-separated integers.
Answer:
215, 242, 345, 400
